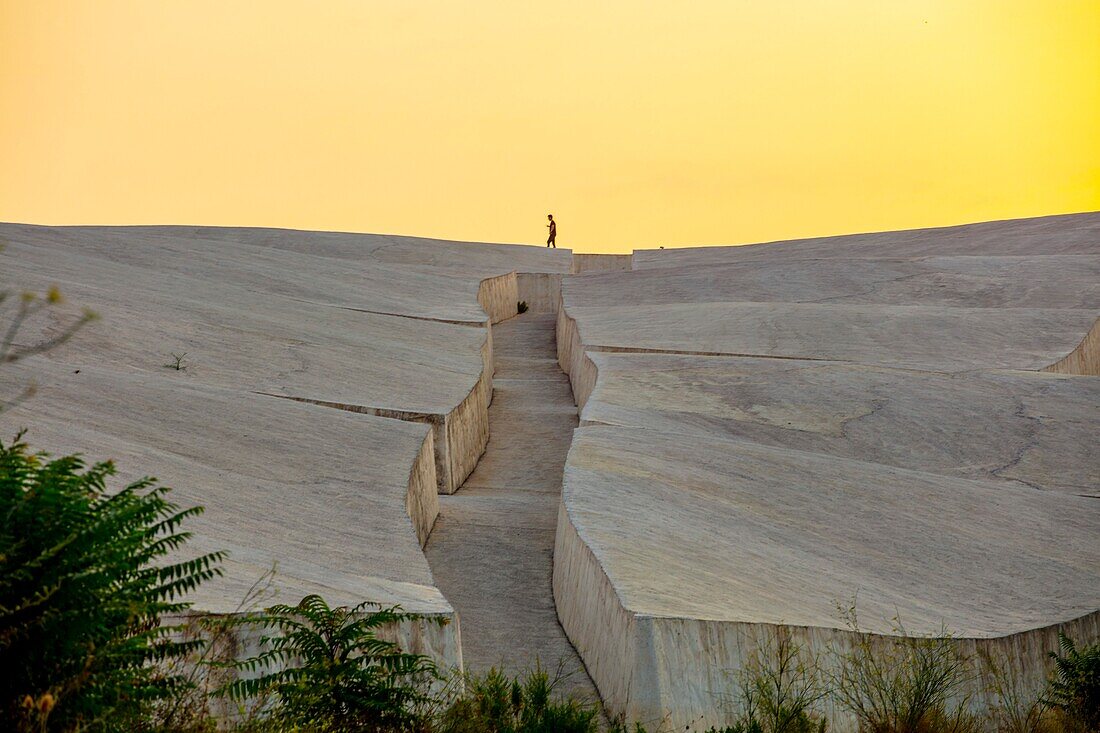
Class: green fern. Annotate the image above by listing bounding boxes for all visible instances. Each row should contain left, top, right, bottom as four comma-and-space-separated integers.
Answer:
0, 431, 224, 732
219, 593, 438, 731
1045, 632, 1100, 731
438, 664, 600, 733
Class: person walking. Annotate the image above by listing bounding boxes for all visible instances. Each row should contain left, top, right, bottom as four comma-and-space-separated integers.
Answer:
546, 214, 557, 248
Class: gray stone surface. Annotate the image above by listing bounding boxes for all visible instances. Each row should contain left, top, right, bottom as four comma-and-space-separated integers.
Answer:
574, 255, 1100, 310
562, 426, 1100, 636
582, 353, 1100, 496
553, 212, 1100, 729
4, 213, 1098, 728
562, 302, 1095, 372
0, 360, 444, 615
0, 222, 569, 672
5, 226, 490, 413
630, 211, 1100, 268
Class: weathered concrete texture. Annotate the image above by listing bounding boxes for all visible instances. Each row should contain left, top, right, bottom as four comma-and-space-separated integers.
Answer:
631, 211, 1100, 268
1, 222, 568, 673
560, 427, 1099, 635
554, 428, 1100, 727
2, 225, 572, 495
571, 255, 1100, 310
7, 244, 485, 493
581, 353, 1100, 496
477, 272, 521, 325
517, 272, 564, 314
5, 234, 486, 414
0, 362, 451, 619
425, 314, 598, 699
104, 224, 575, 273
1045, 316, 1100, 376
560, 302, 1096, 372
572, 253, 632, 275
5, 224, 570, 322
557, 305, 600, 411
553, 212, 1100, 729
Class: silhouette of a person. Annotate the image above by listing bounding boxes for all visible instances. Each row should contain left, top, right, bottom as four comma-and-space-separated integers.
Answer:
546, 214, 557, 248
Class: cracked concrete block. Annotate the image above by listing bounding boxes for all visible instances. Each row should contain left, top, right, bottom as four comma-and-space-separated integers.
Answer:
581, 353, 1100, 496
554, 212, 1100, 730
0, 222, 568, 675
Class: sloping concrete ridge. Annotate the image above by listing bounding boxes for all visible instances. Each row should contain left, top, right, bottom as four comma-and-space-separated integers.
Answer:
1, 213, 1097, 731
554, 212, 1100, 730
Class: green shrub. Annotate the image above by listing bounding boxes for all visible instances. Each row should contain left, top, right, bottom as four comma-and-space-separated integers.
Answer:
437, 664, 600, 733
220, 594, 438, 732
732, 630, 827, 733
0, 433, 223, 732
1044, 632, 1100, 732
607, 723, 649, 733
831, 609, 982, 733
979, 647, 1054, 733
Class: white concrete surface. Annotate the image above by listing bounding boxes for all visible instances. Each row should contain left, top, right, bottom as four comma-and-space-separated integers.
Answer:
581, 353, 1100, 496
554, 212, 1100, 729
0, 222, 568, 671
4, 214, 1097, 729
630, 212, 1100, 268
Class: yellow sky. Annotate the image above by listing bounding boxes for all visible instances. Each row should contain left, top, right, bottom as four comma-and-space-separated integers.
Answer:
1, 2, 1098, 253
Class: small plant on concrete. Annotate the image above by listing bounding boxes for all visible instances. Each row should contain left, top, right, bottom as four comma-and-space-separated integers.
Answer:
830, 604, 981, 733
165, 353, 188, 371
517, 301, 529, 314
732, 629, 828, 733
979, 647, 1054, 733
438, 663, 600, 733
220, 594, 437, 732
1044, 632, 1100, 732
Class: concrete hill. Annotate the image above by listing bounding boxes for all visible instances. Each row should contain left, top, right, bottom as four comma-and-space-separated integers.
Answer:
2, 213, 1097, 730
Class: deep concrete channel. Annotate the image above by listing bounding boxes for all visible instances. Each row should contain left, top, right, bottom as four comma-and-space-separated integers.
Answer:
424, 311, 599, 701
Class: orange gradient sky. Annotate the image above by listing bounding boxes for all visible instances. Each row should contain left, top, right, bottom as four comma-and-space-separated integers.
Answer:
1, 1, 1098, 253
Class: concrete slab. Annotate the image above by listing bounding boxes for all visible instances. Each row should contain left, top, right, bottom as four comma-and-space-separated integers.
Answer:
41, 224, 574, 275
562, 302, 1096, 372
0, 221, 568, 675
582, 353, 1100, 496
631, 211, 1100, 268
571, 256, 1100, 310
4, 236, 486, 414
562, 426, 1099, 637
4, 224, 503, 323
0, 361, 454, 669
553, 212, 1100, 728
554, 427, 1100, 727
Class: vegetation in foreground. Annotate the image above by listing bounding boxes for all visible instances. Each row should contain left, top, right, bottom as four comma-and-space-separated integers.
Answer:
2, 432, 1099, 732
1, 281, 1097, 733
0, 434, 223, 733
220, 594, 438, 732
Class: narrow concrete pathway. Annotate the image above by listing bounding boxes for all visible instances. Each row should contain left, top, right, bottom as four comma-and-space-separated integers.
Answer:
425, 312, 597, 699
